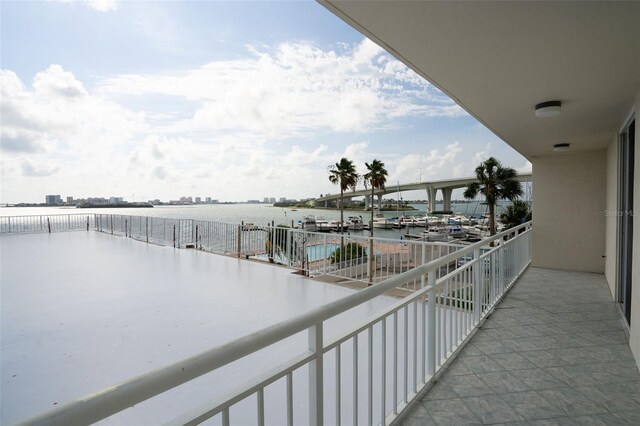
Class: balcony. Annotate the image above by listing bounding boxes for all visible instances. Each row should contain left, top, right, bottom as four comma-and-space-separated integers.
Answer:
402, 267, 640, 425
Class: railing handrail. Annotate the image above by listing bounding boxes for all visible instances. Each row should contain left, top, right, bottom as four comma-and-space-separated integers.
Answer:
19, 220, 531, 426
0, 213, 92, 218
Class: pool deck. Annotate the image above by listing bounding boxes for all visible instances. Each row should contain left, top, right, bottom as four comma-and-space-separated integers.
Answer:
402, 267, 640, 425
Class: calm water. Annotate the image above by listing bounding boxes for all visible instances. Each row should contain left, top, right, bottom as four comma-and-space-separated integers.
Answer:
0, 201, 510, 239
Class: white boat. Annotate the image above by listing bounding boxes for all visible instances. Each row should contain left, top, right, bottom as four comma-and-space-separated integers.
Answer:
315, 219, 332, 233
347, 216, 364, 231
328, 220, 349, 232
422, 228, 449, 242
373, 212, 393, 229
445, 225, 467, 239
300, 217, 318, 232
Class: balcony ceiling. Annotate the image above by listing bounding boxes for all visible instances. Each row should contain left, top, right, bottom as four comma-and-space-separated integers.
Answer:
320, 1, 640, 159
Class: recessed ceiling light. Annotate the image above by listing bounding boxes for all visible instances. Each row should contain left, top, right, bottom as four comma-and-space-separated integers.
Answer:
535, 101, 562, 118
553, 143, 570, 152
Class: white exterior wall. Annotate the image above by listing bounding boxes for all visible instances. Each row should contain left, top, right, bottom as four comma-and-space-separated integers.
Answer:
531, 151, 606, 273
605, 137, 619, 296
631, 91, 640, 370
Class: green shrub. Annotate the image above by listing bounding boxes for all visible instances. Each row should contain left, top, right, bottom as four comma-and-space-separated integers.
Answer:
330, 242, 367, 264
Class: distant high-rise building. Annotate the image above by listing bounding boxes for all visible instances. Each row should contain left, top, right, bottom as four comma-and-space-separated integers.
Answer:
87, 197, 108, 204
179, 196, 193, 203
45, 195, 61, 205
269, 197, 276, 203
279, 197, 286, 202
66, 196, 73, 204
263, 197, 269, 203
195, 197, 201, 204
206, 197, 212, 203
109, 197, 123, 204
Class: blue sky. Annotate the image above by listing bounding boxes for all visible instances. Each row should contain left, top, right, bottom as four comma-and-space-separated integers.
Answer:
0, 0, 529, 203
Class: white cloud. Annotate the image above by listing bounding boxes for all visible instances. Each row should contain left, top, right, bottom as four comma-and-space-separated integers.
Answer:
389, 142, 464, 183
517, 160, 533, 174
21, 158, 59, 177
49, 0, 118, 12
98, 39, 465, 138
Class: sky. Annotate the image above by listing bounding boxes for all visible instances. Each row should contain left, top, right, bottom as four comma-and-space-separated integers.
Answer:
0, 0, 530, 204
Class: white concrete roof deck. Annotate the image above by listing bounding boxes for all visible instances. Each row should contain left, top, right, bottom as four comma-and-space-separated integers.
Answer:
1, 231, 397, 424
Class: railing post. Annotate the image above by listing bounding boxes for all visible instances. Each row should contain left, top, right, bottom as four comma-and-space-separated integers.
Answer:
499, 247, 505, 294
308, 323, 324, 426
86, 216, 90, 231
323, 234, 328, 275
47, 217, 51, 233
173, 224, 176, 248
426, 270, 436, 376
473, 249, 481, 323
368, 238, 374, 285
286, 229, 292, 267
420, 244, 426, 289
237, 223, 242, 258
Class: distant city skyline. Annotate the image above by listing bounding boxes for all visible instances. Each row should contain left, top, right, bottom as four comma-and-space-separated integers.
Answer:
0, 1, 530, 204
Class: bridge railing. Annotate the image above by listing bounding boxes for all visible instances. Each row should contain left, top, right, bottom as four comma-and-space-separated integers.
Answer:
19, 222, 532, 426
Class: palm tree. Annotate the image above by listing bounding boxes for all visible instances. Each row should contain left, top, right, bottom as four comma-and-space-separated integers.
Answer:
500, 200, 532, 230
363, 159, 388, 238
363, 159, 388, 285
328, 158, 359, 235
463, 157, 523, 236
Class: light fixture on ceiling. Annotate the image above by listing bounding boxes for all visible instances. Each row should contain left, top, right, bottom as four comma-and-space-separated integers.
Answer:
553, 143, 570, 152
535, 100, 562, 118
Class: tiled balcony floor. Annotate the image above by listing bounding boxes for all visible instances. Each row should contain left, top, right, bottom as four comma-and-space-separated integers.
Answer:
403, 267, 640, 425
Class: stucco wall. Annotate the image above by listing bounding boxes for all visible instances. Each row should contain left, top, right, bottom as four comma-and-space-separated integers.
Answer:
605, 137, 618, 297
532, 151, 606, 273
630, 91, 640, 371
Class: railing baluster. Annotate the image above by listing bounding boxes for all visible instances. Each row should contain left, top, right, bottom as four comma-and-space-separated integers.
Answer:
393, 311, 398, 414
308, 323, 323, 426
403, 305, 408, 403
353, 334, 359, 425
412, 300, 417, 393
368, 326, 373, 426
287, 372, 294, 426
380, 318, 386, 425
335, 345, 341, 426
222, 408, 230, 426
257, 388, 265, 426
427, 270, 436, 376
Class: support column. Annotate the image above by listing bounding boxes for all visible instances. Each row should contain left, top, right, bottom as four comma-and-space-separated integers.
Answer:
324, 200, 328, 208
427, 187, 437, 212
364, 194, 370, 210
442, 187, 453, 211
376, 194, 383, 210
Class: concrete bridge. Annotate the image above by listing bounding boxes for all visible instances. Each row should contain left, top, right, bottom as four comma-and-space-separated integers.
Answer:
314, 173, 532, 211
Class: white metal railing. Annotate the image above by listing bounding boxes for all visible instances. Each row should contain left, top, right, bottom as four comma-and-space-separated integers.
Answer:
18, 221, 532, 426
0, 213, 93, 234
1, 213, 464, 287
92, 214, 464, 286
